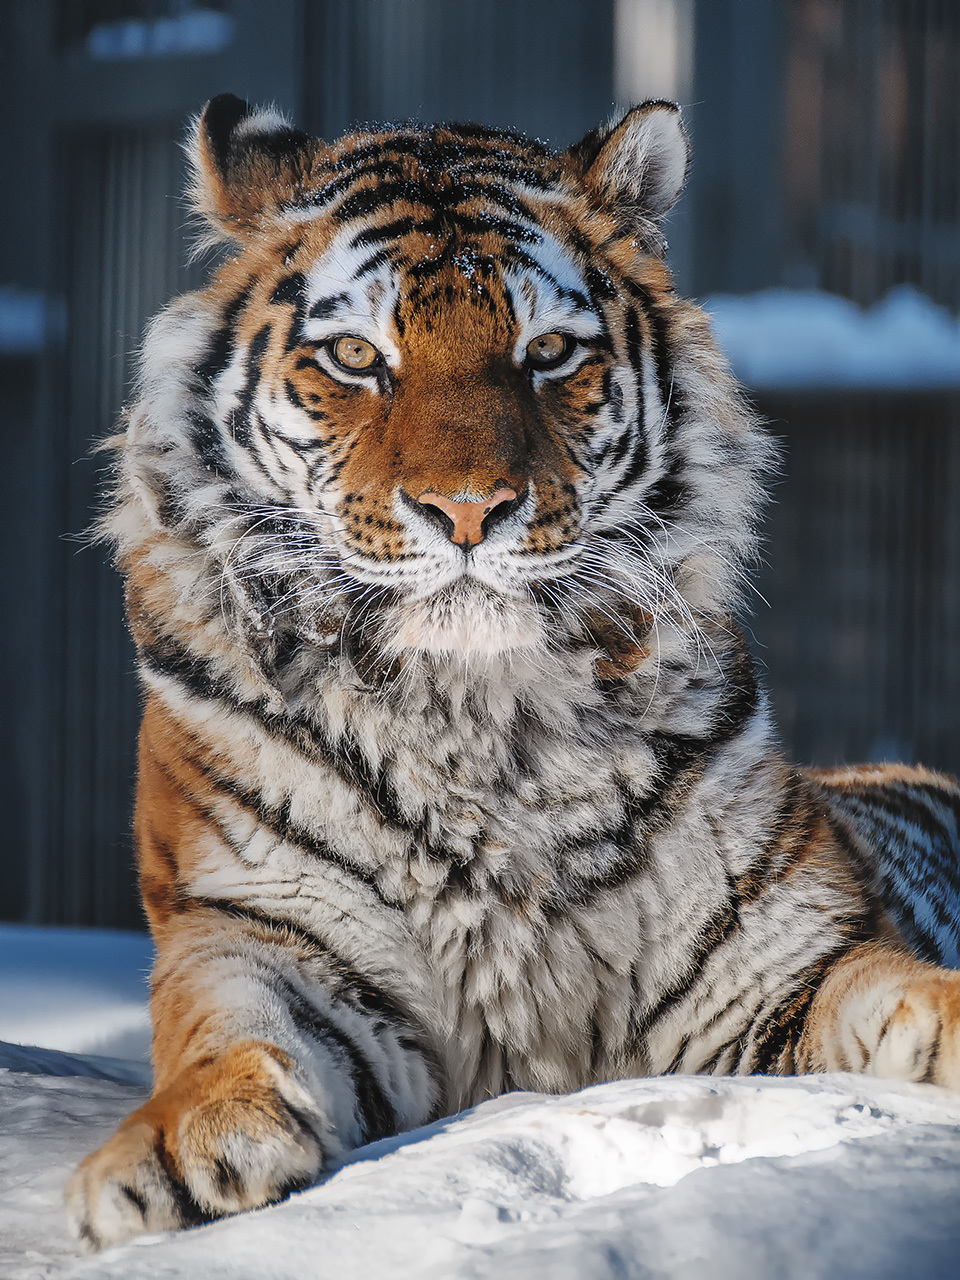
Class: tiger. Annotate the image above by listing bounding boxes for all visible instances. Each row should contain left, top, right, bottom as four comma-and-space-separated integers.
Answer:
67, 93, 960, 1249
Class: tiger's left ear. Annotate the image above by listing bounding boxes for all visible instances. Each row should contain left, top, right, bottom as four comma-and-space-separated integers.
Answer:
566, 101, 690, 220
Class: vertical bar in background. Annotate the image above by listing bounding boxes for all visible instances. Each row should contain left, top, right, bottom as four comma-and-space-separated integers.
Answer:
302, 0, 616, 149
612, 0, 696, 287
27, 125, 208, 928
687, 0, 786, 296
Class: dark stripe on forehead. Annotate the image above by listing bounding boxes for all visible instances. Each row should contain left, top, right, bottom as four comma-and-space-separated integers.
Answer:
308, 292, 351, 321
500, 243, 562, 290
356, 247, 395, 279
454, 213, 541, 244
270, 272, 305, 306
332, 175, 546, 229
334, 181, 438, 225
351, 215, 432, 249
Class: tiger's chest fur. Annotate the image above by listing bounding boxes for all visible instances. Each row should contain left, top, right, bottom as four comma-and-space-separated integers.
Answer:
140, 601, 850, 1112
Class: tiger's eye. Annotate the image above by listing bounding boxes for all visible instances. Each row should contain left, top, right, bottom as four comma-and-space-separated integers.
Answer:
526, 332, 572, 368
332, 336, 381, 371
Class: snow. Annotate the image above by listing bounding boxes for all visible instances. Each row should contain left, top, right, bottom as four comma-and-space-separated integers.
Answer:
703, 286, 960, 390
0, 925, 153, 1062
4, 927, 960, 1277
85, 9, 234, 60
4, 1057, 960, 1279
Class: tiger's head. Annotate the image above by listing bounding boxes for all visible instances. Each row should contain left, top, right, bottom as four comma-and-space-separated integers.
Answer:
116, 95, 767, 689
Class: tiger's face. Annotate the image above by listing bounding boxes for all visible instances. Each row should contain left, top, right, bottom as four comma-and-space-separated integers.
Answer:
127, 96, 759, 677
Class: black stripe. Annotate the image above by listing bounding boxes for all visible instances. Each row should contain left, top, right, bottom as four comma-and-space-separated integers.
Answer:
231, 324, 271, 446
270, 272, 305, 307
195, 281, 255, 388
749, 947, 849, 1074
632, 898, 742, 1051
628, 281, 680, 430
825, 791, 960, 951
613, 430, 650, 494
274, 976, 396, 1144
308, 292, 351, 321
284, 378, 328, 422
351, 215, 425, 249
140, 635, 418, 840
498, 243, 560, 289
454, 213, 541, 244
547, 643, 761, 909
187, 898, 422, 1035
334, 181, 437, 224
186, 409, 234, 476
356, 247, 395, 278
643, 450, 690, 516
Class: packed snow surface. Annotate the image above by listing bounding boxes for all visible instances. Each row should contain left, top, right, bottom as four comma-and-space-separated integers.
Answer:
4, 1054, 960, 1280
3, 926, 960, 1277
703, 286, 960, 389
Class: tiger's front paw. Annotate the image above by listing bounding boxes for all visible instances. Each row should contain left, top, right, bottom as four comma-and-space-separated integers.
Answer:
805, 948, 960, 1089
867, 973, 960, 1087
66, 1043, 326, 1250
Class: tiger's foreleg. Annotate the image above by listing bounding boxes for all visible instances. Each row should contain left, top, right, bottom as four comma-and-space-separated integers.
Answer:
799, 942, 960, 1087
66, 910, 442, 1249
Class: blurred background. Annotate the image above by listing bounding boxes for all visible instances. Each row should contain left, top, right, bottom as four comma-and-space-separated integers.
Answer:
1, 0, 959, 931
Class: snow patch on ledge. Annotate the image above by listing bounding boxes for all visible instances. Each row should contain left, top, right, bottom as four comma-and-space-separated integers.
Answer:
703, 286, 960, 391
86, 9, 234, 60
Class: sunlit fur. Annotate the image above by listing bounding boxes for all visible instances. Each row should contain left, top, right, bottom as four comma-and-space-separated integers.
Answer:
67, 95, 960, 1250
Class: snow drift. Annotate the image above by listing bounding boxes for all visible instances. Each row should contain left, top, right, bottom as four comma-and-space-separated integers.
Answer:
3, 1049, 960, 1280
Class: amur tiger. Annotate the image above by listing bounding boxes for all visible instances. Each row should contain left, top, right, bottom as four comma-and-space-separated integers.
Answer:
67, 94, 960, 1249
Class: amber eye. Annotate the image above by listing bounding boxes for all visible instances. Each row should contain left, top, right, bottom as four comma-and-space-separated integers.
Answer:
330, 335, 382, 372
525, 332, 574, 370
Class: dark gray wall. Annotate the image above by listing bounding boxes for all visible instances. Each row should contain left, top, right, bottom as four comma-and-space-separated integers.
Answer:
1, 0, 958, 929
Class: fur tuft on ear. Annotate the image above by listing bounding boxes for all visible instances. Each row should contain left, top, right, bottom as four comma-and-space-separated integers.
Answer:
567, 100, 690, 223
186, 93, 315, 245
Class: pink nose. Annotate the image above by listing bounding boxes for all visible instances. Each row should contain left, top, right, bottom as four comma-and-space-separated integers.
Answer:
416, 488, 518, 548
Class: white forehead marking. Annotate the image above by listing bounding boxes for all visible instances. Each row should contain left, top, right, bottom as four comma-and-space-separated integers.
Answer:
504, 227, 604, 358
302, 228, 402, 364
302, 217, 603, 365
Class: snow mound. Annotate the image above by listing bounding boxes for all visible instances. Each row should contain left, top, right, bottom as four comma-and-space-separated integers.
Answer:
0, 924, 153, 1062
3, 1056, 960, 1280
704, 286, 960, 390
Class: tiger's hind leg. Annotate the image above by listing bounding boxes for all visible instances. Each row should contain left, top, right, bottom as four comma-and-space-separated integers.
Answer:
799, 943, 960, 1087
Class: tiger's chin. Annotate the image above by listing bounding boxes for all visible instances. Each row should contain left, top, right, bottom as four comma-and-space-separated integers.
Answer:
385, 580, 545, 658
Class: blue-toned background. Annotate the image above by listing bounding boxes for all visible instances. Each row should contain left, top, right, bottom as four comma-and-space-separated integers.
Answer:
2, 0, 958, 929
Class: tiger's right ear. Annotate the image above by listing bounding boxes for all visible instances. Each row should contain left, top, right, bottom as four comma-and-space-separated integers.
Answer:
187, 94, 315, 243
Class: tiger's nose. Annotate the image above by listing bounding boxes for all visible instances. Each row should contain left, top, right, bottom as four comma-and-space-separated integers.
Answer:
415, 487, 518, 548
